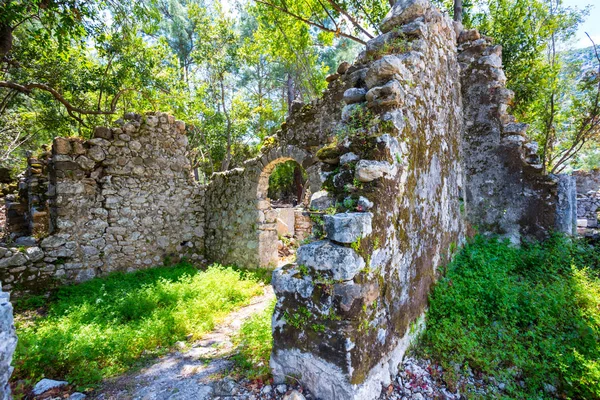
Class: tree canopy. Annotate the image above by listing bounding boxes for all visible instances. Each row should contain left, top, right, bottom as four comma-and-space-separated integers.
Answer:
0, 0, 597, 175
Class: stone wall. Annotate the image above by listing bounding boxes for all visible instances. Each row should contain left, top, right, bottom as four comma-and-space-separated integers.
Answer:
204, 145, 316, 268
270, 2, 464, 399
0, 284, 17, 400
574, 169, 600, 228
0, 113, 205, 293
459, 29, 576, 241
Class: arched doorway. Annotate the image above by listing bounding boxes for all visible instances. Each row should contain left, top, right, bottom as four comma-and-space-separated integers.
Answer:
256, 147, 315, 267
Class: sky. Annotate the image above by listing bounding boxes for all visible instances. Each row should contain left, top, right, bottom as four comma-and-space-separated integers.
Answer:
561, 0, 599, 48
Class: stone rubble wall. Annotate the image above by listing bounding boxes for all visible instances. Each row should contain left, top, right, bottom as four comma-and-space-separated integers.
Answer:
458, 29, 576, 241
573, 169, 600, 228
270, 2, 464, 399
0, 284, 17, 400
0, 113, 205, 293
204, 145, 317, 269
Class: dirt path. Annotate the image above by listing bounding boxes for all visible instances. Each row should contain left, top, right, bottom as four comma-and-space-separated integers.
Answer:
91, 286, 275, 400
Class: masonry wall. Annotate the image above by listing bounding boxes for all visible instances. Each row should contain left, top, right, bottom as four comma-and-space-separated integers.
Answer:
574, 169, 600, 228
0, 284, 16, 400
0, 113, 205, 293
270, 3, 464, 399
459, 30, 576, 241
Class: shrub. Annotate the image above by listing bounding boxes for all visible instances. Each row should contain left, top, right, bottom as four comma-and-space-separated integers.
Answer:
418, 235, 600, 399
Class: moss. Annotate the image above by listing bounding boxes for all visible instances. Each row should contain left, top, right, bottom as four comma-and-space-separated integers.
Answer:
316, 142, 341, 161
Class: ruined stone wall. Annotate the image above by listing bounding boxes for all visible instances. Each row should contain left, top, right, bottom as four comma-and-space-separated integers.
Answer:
270, 2, 464, 399
459, 30, 576, 241
0, 113, 205, 293
0, 284, 16, 400
204, 145, 316, 268
574, 169, 600, 227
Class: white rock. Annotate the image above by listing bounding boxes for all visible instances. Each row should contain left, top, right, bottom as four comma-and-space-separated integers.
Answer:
296, 240, 365, 281
310, 191, 335, 211
340, 152, 360, 165
32, 378, 69, 396
355, 160, 392, 182
69, 393, 87, 400
343, 88, 367, 104
324, 213, 373, 244
283, 390, 306, 400
380, 0, 430, 33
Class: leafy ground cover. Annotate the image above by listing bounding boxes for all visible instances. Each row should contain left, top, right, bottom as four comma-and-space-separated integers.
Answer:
232, 299, 276, 381
12, 263, 264, 390
418, 235, 600, 399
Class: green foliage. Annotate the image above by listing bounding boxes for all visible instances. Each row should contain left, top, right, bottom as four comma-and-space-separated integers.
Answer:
232, 299, 275, 381
12, 262, 264, 389
418, 235, 600, 399
283, 306, 312, 329
267, 160, 306, 202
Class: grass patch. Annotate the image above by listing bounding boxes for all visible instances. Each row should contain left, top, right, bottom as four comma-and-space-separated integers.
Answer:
12, 262, 264, 390
417, 235, 600, 399
232, 299, 275, 382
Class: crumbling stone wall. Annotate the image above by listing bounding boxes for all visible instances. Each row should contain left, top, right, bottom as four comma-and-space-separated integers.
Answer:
0, 284, 16, 400
459, 29, 576, 241
574, 169, 600, 228
269, 2, 464, 398
0, 113, 205, 293
204, 145, 317, 268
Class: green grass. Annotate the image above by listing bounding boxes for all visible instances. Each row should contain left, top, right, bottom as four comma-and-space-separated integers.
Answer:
418, 235, 600, 399
12, 262, 264, 390
232, 299, 275, 382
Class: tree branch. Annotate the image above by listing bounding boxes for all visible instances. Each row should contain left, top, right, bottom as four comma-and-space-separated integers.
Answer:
0, 80, 137, 116
324, 0, 374, 39
252, 0, 367, 45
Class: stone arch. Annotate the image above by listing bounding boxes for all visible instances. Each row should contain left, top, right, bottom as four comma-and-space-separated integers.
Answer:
256, 145, 316, 267
256, 145, 316, 200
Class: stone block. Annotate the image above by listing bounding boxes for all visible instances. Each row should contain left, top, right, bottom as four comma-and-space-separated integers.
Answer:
296, 240, 365, 281
275, 208, 296, 237
355, 160, 392, 182
380, 0, 430, 33
324, 213, 373, 244
94, 127, 113, 140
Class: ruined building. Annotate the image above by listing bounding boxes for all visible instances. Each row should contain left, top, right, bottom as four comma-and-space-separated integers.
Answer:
0, 1, 579, 399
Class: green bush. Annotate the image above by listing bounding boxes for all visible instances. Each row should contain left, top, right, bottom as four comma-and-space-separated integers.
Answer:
13, 263, 264, 389
232, 299, 275, 381
418, 235, 600, 399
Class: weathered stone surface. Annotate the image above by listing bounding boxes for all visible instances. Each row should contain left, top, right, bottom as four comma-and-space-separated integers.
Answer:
296, 240, 365, 281
0, 285, 17, 400
355, 160, 392, 182
32, 378, 69, 396
272, 265, 314, 298
94, 127, 113, 140
324, 213, 373, 244
340, 152, 360, 165
343, 88, 367, 105
53, 137, 71, 155
310, 191, 335, 211
366, 80, 404, 108
25, 247, 44, 263
284, 390, 306, 400
365, 55, 411, 88
380, 0, 430, 33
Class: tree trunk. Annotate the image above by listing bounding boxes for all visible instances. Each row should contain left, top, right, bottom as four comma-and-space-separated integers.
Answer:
286, 72, 294, 114
219, 77, 233, 171
293, 165, 305, 206
453, 0, 463, 23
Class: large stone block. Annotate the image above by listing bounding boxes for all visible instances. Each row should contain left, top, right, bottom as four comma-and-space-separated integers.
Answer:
324, 213, 373, 244
296, 240, 365, 281
380, 0, 430, 32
